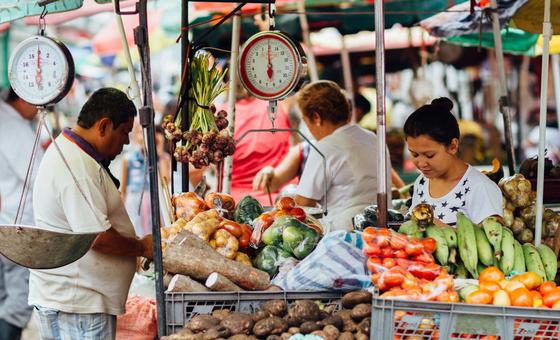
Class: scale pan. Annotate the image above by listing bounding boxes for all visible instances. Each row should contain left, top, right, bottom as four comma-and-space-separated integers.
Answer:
0, 224, 97, 269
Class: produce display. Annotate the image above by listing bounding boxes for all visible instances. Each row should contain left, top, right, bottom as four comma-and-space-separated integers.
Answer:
163, 52, 235, 168
353, 205, 405, 231
519, 155, 560, 180
458, 266, 560, 308
500, 173, 560, 246
162, 291, 373, 340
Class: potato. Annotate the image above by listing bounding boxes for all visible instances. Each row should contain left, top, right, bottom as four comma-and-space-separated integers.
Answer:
228, 335, 256, 340
357, 318, 370, 334
161, 333, 196, 340
341, 291, 372, 309
323, 304, 338, 315
334, 310, 357, 332
311, 330, 327, 338
323, 325, 340, 339
281, 333, 292, 340
350, 304, 371, 322
266, 336, 283, 340
288, 327, 300, 335
212, 309, 232, 321
221, 313, 254, 335
300, 321, 322, 334
261, 300, 288, 317
337, 331, 355, 340
253, 317, 288, 337
283, 315, 301, 327
288, 300, 321, 322
187, 315, 220, 333
203, 325, 231, 339
319, 315, 343, 330
355, 333, 368, 340
252, 310, 271, 323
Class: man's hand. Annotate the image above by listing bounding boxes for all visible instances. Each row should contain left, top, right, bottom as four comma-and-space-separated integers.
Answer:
140, 234, 153, 260
252, 166, 274, 192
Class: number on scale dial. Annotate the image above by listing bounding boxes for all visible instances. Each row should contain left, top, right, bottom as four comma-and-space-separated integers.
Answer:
239, 31, 306, 101
9, 35, 74, 106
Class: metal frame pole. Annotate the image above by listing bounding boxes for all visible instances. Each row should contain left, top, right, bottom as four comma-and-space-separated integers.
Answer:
181, 0, 190, 192
552, 54, 560, 130
374, 0, 387, 227
534, 0, 553, 247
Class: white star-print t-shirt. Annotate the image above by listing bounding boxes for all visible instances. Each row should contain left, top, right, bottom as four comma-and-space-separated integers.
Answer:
410, 165, 503, 226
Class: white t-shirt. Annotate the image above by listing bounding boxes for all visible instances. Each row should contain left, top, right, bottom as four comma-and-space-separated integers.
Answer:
0, 101, 43, 226
297, 124, 391, 231
29, 134, 136, 315
410, 165, 503, 226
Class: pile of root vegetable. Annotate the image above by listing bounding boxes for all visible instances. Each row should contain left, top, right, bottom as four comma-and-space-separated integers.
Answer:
163, 291, 373, 340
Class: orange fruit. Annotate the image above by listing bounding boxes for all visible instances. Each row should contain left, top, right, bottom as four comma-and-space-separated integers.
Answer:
511, 272, 542, 290
448, 291, 460, 303
543, 288, 560, 308
466, 290, 493, 304
539, 281, 557, 296
492, 289, 511, 307
552, 300, 560, 309
479, 280, 502, 294
479, 266, 505, 283
510, 287, 533, 307
505, 280, 526, 294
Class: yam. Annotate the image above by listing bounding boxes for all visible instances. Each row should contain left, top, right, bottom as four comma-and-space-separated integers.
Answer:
202, 325, 231, 339
337, 331, 355, 340
350, 304, 371, 322
253, 317, 288, 337
288, 327, 300, 335
252, 310, 271, 323
206, 272, 244, 291
323, 325, 340, 339
261, 300, 288, 317
341, 291, 372, 309
212, 309, 232, 321
166, 274, 209, 292
221, 313, 254, 335
319, 315, 343, 330
288, 300, 321, 323
300, 321, 322, 334
187, 315, 220, 333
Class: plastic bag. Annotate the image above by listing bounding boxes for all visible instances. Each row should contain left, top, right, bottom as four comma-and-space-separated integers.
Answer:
253, 244, 295, 276
116, 295, 157, 340
352, 205, 405, 231
271, 231, 371, 291
172, 192, 207, 221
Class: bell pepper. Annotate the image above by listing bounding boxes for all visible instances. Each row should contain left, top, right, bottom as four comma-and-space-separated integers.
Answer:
238, 224, 252, 249
219, 220, 243, 238
289, 207, 306, 222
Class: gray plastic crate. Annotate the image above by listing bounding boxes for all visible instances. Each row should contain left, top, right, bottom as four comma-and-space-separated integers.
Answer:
165, 291, 344, 335
371, 297, 560, 340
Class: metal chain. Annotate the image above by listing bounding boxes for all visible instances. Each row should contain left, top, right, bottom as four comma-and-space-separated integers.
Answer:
267, 100, 278, 129
38, 6, 47, 36
268, 3, 276, 30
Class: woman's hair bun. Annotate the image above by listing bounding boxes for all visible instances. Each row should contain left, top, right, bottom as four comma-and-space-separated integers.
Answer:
430, 97, 454, 111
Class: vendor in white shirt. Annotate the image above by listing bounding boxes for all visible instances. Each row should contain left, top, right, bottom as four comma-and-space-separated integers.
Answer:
293, 81, 392, 231
405, 97, 502, 226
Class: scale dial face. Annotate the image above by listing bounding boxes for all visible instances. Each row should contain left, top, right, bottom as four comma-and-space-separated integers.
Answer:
8, 35, 74, 106
239, 31, 306, 101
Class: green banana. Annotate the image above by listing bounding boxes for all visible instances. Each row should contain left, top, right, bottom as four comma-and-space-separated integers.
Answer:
481, 217, 503, 260
474, 225, 494, 266
440, 226, 458, 249
455, 261, 468, 279
449, 248, 458, 265
457, 212, 478, 279
425, 225, 449, 265
513, 240, 526, 274
499, 227, 515, 275
477, 262, 486, 275
523, 243, 547, 283
398, 220, 420, 237
537, 244, 558, 281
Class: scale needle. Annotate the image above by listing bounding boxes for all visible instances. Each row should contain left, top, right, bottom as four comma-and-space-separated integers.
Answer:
267, 42, 273, 80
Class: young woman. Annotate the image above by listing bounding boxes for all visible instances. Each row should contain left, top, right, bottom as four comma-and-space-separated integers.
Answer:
404, 97, 502, 226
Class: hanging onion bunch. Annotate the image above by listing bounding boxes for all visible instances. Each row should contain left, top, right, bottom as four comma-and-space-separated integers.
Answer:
162, 51, 235, 168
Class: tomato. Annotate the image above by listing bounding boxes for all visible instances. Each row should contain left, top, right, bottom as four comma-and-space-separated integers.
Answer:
408, 263, 441, 281
238, 224, 253, 249
382, 270, 406, 288
510, 287, 533, 307
405, 240, 424, 256
466, 290, 493, 305
364, 242, 382, 257
388, 234, 407, 250
421, 237, 437, 253
381, 246, 394, 258
479, 266, 505, 283
543, 288, 560, 308
412, 252, 435, 264
219, 220, 243, 237
539, 281, 557, 296
530, 290, 544, 308
276, 196, 296, 211
479, 280, 502, 295
511, 272, 542, 291
362, 227, 377, 244
289, 207, 306, 222
376, 228, 391, 247
394, 249, 408, 259
383, 257, 397, 269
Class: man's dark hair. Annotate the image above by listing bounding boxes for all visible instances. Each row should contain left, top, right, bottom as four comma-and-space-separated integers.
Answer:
77, 88, 136, 129
6, 87, 20, 102
403, 97, 460, 146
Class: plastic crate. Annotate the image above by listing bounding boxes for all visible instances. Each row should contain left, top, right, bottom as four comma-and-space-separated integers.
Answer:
371, 297, 560, 339
165, 291, 344, 335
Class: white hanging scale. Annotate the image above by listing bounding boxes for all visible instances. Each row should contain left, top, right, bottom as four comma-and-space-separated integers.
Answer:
8, 26, 74, 106
238, 3, 307, 126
